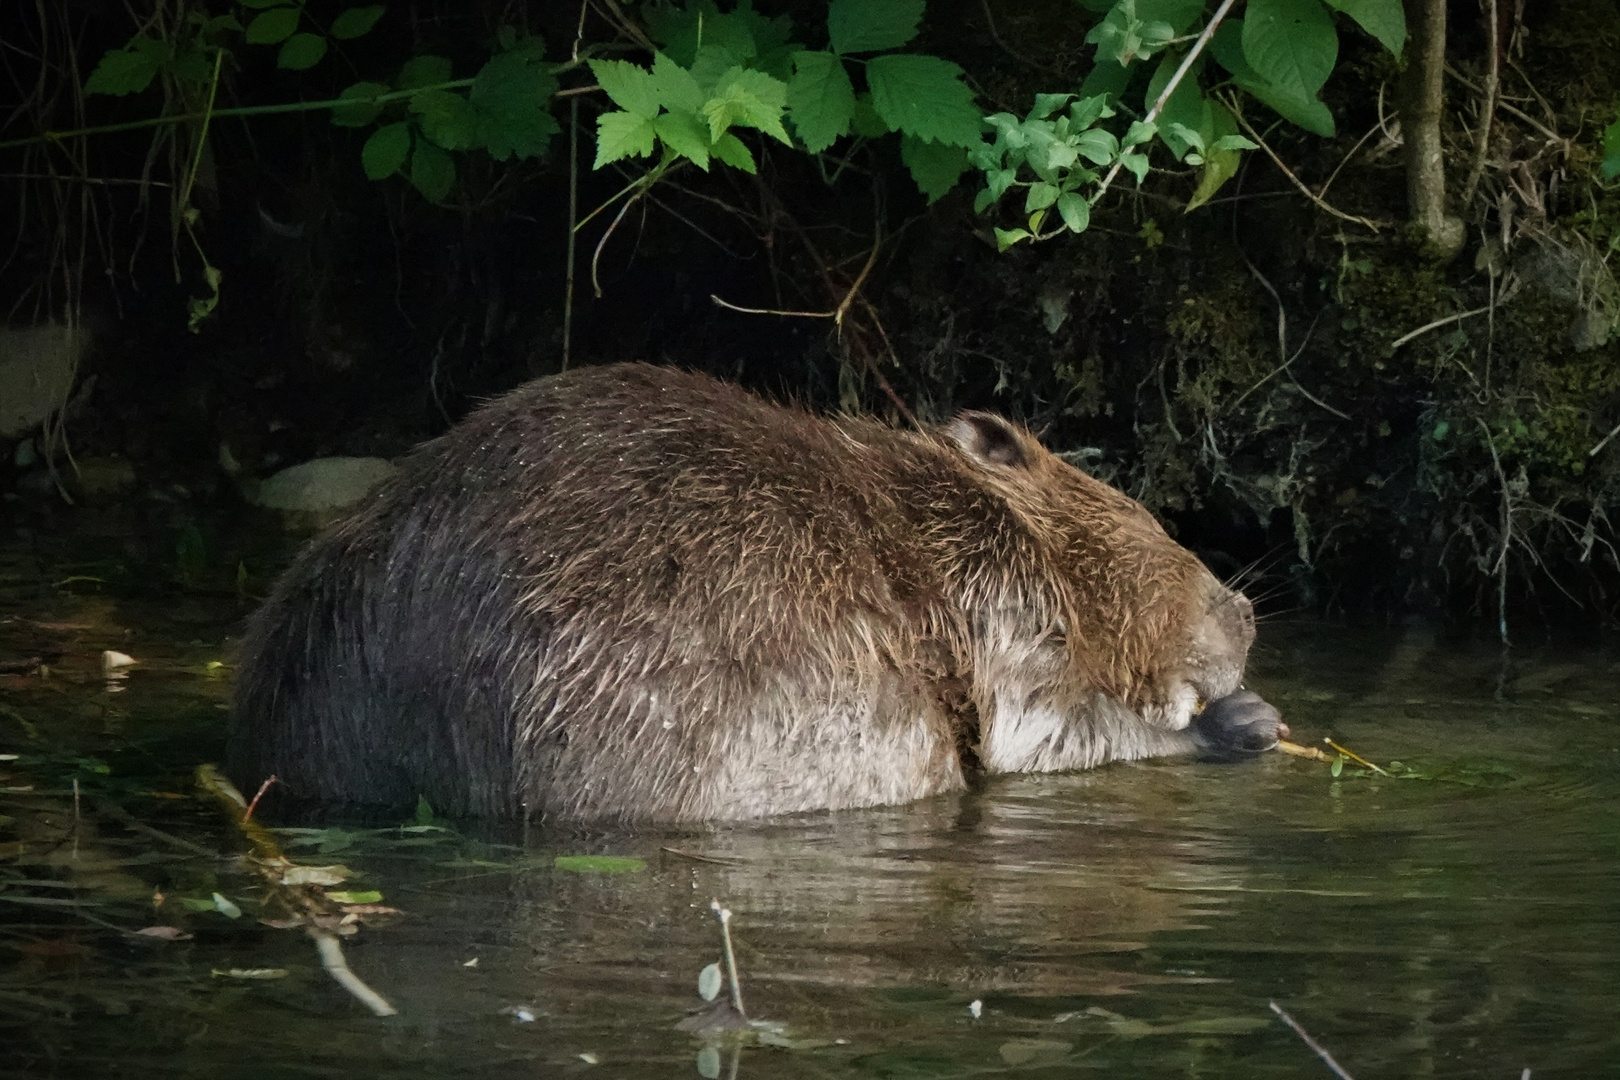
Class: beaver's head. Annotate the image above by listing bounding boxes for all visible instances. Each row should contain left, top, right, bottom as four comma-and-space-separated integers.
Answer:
944, 414, 1262, 749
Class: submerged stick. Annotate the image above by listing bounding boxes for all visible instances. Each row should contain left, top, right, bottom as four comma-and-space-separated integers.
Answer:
1270, 1001, 1356, 1080
710, 899, 746, 1018
311, 928, 398, 1017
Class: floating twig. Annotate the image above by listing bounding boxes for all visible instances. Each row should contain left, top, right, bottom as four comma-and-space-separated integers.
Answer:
1270, 1001, 1357, 1080
1322, 738, 1389, 776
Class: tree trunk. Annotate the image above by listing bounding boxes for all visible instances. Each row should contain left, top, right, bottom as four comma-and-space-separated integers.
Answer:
1400, 0, 1465, 259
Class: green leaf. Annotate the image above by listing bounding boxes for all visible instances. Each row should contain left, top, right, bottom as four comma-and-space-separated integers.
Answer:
1075, 128, 1118, 165
245, 7, 299, 45
1120, 151, 1150, 183
866, 54, 981, 147
900, 135, 969, 203
553, 855, 646, 874
1186, 101, 1243, 210
1330, 754, 1344, 777
654, 111, 711, 169
362, 122, 411, 179
651, 51, 704, 114
1123, 119, 1157, 148
1214, 21, 1335, 137
850, 93, 889, 137
698, 962, 724, 1001
702, 67, 790, 145
84, 36, 167, 96
331, 5, 386, 40
994, 227, 1031, 251
593, 110, 657, 167
711, 132, 757, 172
1322, 0, 1405, 59
398, 55, 452, 90
325, 890, 384, 904
590, 58, 661, 120
1078, 56, 1131, 104
412, 795, 436, 825
1603, 116, 1620, 181
411, 89, 478, 150
1025, 181, 1060, 213
1055, 192, 1091, 233
827, 0, 924, 54
331, 81, 389, 127
1146, 51, 1210, 160
787, 50, 855, 153
277, 33, 327, 71
1244, 0, 1338, 100
471, 51, 561, 160
410, 140, 455, 200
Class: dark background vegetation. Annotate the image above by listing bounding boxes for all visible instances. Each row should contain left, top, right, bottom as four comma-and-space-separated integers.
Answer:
5, 0, 1620, 634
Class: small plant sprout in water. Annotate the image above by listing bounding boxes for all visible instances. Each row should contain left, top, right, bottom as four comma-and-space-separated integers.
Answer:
679, 900, 749, 1034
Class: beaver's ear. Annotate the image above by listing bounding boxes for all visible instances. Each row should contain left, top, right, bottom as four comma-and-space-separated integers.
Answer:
944, 413, 1031, 469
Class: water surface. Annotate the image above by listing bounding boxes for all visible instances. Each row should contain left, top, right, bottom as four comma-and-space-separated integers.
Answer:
2, 571, 1616, 1078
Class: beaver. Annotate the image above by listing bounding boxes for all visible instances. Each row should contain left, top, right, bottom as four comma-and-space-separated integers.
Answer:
230, 362, 1283, 821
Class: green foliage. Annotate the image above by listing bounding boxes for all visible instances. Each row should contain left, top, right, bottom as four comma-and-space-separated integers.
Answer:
968, 0, 1402, 244
1603, 110, 1620, 180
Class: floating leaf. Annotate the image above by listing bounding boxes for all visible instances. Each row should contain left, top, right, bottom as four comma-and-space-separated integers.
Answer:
698, 961, 723, 1002
553, 855, 647, 874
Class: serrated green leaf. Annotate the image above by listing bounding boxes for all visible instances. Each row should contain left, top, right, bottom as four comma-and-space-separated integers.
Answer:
787, 50, 855, 153
410, 140, 455, 200
1055, 192, 1091, 233
1244, 0, 1338, 100
827, 0, 924, 54
698, 962, 724, 1001
593, 110, 656, 167
1322, 0, 1405, 59
710, 132, 756, 172
590, 58, 661, 120
245, 7, 299, 45
398, 55, 452, 90
994, 227, 1031, 250
362, 121, 411, 179
689, 43, 745, 92
900, 135, 969, 203
702, 67, 790, 145
850, 94, 889, 138
331, 80, 389, 126
553, 855, 647, 874
331, 5, 385, 40
277, 33, 327, 71
866, 54, 981, 147
472, 51, 561, 160
411, 89, 478, 150
653, 111, 711, 169
84, 36, 167, 96
651, 51, 704, 114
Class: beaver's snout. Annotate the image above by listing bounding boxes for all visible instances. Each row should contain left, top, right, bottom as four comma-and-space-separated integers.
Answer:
1191, 688, 1287, 757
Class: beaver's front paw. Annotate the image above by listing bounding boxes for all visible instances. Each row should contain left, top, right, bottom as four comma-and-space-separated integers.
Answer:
1192, 689, 1287, 759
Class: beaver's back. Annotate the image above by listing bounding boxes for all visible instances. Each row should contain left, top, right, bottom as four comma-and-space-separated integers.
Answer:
231, 364, 989, 819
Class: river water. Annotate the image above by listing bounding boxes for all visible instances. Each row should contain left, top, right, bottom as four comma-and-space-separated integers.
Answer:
2, 562, 1617, 1078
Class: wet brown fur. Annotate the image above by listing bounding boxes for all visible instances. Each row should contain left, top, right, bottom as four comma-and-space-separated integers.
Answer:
231, 363, 1253, 821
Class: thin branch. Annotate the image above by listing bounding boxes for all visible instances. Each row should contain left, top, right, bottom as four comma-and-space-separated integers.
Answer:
710, 295, 832, 318
1270, 1002, 1357, 1080
1389, 305, 1491, 350
1223, 93, 1386, 230
1459, 0, 1500, 207
1317, 112, 1386, 201
1092, 0, 1238, 205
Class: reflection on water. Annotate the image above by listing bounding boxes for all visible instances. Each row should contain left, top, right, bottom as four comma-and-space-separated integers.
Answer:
2, 582, 1618, 1078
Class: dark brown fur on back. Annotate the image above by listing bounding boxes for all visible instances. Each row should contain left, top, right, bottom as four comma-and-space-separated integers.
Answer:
231, 363, 1257, 820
